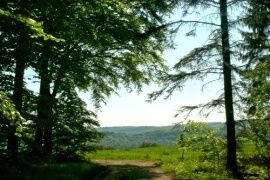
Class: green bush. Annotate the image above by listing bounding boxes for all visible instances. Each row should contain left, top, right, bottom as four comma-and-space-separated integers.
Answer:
139, 142, 160, 148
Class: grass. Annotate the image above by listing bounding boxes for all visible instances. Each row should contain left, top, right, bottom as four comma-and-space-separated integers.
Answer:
87, 146, 230, 179
87, 146, 181, 161
87, 143, 265, 179
2, 142, 266, 179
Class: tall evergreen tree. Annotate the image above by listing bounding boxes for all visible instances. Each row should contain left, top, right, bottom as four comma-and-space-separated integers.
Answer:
241, 0, 270, 159
148, 0, 243, 177
219, 0, 237, 175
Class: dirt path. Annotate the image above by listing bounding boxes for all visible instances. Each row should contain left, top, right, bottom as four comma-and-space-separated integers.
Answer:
92, 160, 174, 180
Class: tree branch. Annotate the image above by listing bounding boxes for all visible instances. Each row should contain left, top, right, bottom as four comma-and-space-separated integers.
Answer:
137, 19, 220, 39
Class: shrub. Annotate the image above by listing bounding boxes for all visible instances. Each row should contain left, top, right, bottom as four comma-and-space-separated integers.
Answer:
139, 142, 160, 148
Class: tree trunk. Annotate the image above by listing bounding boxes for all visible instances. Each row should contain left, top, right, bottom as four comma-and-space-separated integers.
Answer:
33, 121, 43, 155
43, 123, 53, 154
33, 41, 60, 156
7, 36, 27, 158
219, 0, 238, 177
43, 94, 53, 155
33, 56, 52, 155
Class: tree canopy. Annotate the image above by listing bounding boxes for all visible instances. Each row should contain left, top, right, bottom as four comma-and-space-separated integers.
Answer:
0, 0, 176, 159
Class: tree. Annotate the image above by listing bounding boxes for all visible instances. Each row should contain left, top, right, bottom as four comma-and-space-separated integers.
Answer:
0, 91, 24, 157
1, 1, 63, 158
1, 2, 38, 158
0, 4, 64, 42
1, 0, 177, 160
178, 120, 225, 165
53, 88, 102, 161
219, 0, 238, 175
241, 0, 270, 161
25, 0, 175, 155
148, 0, 243, 177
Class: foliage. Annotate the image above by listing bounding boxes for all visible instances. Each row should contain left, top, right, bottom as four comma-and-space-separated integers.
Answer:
147, 0, 241, 113
173, 160, 230, 179
139, 142, 160, 148
237, 140, 270, 179
0, 7, 63, 42
53, 89, 102, 161
1, 0, 176, 158
1, 1, 269, 179
241, 0, 270, 165
147, 0, 247, 176
0, 91, 24, 155
177, 121, 226, 165
28, 0, 175, 155
0, 91, 24, 132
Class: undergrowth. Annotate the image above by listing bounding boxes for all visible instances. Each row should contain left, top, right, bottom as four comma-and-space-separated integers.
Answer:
88, 142, 268, 179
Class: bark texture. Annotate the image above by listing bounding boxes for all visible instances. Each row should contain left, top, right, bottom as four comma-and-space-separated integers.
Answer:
219, 0, 238, 177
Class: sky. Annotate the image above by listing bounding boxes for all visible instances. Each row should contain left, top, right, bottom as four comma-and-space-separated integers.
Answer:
91, 24, 226, 127
93, 81, 225, 127
26, 8, 228, 127
90, 7, 230, 127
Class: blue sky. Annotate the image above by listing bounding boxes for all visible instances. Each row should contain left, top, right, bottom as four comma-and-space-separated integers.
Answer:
25, 20, 226, 127
94, 25, 226, 127
26, 8, 229, 127
93, 8, 228, 127
94, 81, 225, 127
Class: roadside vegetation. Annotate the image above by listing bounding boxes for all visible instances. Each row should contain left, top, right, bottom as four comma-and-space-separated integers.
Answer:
89, 121, 269, 179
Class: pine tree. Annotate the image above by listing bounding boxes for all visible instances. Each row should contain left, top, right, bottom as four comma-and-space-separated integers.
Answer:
241, 0, 270, 161
148, 0, 243, 177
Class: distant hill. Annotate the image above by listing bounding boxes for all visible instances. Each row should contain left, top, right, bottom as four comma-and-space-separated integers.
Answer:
97, 122, 225, 149
98, 126, 174, 135
97, 126, 180, 149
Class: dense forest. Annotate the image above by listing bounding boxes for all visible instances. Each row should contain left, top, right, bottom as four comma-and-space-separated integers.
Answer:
1, 0, 269, 179
97, 123, 225, 149
98, 126, 180, 148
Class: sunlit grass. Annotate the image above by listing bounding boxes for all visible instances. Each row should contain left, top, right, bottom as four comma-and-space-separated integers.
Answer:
87, 146, 181, 161
87, 146, 229, 179
87, 143, 260, 179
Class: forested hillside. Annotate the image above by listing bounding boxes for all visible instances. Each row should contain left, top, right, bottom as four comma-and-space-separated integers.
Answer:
98, 126, 179, 148
97, 122, 225, 148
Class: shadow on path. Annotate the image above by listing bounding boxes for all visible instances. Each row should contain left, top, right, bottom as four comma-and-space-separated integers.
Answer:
86, 160, 174, 180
